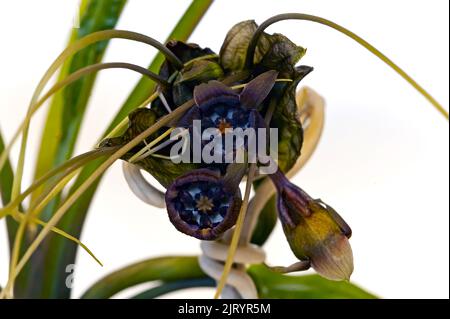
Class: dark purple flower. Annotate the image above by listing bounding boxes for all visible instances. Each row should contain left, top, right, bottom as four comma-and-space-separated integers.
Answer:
177, 71, 278, 166
165, 168, 243, 240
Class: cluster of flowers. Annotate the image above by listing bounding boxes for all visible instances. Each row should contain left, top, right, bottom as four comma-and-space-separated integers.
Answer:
104, 20, 353, 281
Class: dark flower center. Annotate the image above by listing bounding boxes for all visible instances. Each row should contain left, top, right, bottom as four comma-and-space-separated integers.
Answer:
195, 195, 214, 212
217, 118, 232, 134
201, 103, 252, 133
174, 180, 231, 229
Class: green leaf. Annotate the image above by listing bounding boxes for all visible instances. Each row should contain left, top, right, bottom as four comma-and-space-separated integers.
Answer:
13, 0, 127, 299
0, 128, 18, 249
248, 264, 377, 299
250, 194, 277, 246
173, 58, 224, 105
0, 128, 14, 207
38, 0, 213, 299
31, 0, 127, 213
176, 60, 223, 84
257, 33, 306, 78
81, 256, 376, 299
151, 41, 218, 117
130, 278, 215, 299
219, 20, 306, 77
220, 20, 259, 72
269, 66, 312, 173
81, 256, 207, 299
254, 31, 309, 173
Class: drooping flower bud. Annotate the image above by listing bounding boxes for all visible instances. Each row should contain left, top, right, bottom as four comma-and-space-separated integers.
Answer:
165, 168, 243, 240
269, 169, 353, 281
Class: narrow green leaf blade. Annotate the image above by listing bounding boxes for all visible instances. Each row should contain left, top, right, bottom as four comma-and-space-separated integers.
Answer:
31, 0, 127, 212
0, 128, 14, 206
130, 278, 215, 299
0, 128, 18, 248
40, 0, 213, 299
250, 195, 277, 246
81, 256, 206, 299
82, 257, 377, 299
248, 264, 377, 299
14, 0, 127, 299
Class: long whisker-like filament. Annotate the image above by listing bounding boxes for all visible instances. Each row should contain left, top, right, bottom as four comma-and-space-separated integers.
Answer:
0, 148, 118, 218
0, 63, 165, 282
129, 128, 175, 163
214, 163, 257, 299
12, 211, 102, 266
140, 129, 189, 161
183, 53, 219, 68
158, 91, 173, 113
132, 128, 189, 162
1, 98, 195, 293
244, 13, 448, 119
0, 147, 117, 297
100, 91, 160, 143
26, 170, 80, 223
2, 168, 93, 299
0, 62, 167, 176
147, 154, 174, 160
99, 66, 186, 145
0, 147, 116, 298
1, 28, 183, 194
8, 170, 102, 277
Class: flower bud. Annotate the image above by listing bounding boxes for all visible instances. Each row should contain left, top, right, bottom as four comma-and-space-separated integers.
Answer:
270, 169, 353, 281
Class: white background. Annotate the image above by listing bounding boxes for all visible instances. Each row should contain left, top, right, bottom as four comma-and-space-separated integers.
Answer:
0, 0, 448, 299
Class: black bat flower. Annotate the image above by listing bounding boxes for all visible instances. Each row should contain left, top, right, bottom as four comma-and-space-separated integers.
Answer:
165, 166, 245, 240
177, 70, 278, 167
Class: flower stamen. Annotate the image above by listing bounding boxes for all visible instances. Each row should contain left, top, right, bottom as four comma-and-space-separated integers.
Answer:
196, 195, 215, 213
217, 118, 232, 134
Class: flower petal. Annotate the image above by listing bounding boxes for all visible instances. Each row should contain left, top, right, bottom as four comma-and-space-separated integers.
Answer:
310, 235, 354, 281
240, 70, 278, 108
193, 80, 238, 107
177, 105, 202, 127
